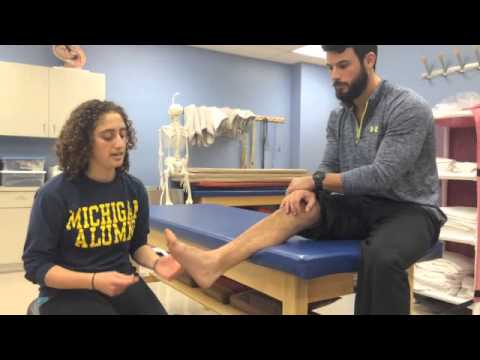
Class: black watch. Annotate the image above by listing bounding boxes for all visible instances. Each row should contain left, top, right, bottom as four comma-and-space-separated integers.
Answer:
312, 171, 326, 191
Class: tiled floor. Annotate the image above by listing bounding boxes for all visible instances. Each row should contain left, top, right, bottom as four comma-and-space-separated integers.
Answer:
0, 271, 467, 315
1, 271, 38, 315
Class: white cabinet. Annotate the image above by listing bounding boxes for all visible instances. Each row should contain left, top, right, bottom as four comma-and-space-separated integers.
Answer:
49, 67, 106, 138
0, 61, 49, 138
0, 61, 106, 138
0, 188, 37, 272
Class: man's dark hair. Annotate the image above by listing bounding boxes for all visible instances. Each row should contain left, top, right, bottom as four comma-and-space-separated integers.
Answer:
321, 45, 378, 70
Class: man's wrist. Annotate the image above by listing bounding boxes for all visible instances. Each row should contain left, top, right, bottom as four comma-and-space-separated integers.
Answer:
312, 171, 326, 191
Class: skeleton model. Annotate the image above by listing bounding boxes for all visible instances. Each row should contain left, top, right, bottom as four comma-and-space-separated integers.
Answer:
159, 93, 193, 205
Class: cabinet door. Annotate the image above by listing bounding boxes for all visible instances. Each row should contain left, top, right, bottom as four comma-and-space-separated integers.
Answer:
0, 191, 36, 266
0, 61, 49, 137
49, 67, 106, 138
0, 207, 32, 266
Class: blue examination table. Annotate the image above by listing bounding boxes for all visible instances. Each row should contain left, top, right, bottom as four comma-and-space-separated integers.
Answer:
148, 204, 367, 314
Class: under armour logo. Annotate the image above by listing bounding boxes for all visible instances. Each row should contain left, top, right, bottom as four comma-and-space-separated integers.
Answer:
369, 126, 379, 134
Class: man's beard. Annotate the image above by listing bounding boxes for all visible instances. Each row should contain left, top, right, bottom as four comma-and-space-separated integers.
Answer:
334, 66, 369, 104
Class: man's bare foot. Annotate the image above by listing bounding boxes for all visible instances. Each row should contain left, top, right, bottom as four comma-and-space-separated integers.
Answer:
164, 228, 222, 289
153, 255, 184, 281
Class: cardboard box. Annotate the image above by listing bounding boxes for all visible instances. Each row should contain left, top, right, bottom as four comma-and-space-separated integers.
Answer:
230, 290, 282, 315
202, 276, 250, 304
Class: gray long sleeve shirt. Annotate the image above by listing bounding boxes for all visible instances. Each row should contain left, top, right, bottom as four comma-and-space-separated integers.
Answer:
319, 80, 446, 224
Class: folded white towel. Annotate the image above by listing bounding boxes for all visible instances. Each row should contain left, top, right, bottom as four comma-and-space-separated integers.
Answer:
441, 207, 477, 222
437, 158, 477, 177
209, 107, 228, 131
443, 224, 476, 232
436, 157, 455, 170
443, 251, 475, 273
439, 227, 477, 246
196, 106, 209, 146
184, 105, 257, 147
414, 271, 461, 296
462, 276, 474, 289
202, 107, 228, 145
415, 266, 464, 283
443, 223, 476, 234
436, 157, 454, 163
451, 161, 477, 174
415, 252, 474, 277
184, 104, 200, 144
457, 288, 474, 299
444, 217, 477, 226
217, 107, 256, 138
457, 276, 475, 299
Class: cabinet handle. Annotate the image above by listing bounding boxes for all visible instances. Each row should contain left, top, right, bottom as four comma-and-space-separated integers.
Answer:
43, 123, 46, 134
53, 124, 56, 135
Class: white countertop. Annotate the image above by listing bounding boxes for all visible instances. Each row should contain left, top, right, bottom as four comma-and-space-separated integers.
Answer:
0, 186, 39, 192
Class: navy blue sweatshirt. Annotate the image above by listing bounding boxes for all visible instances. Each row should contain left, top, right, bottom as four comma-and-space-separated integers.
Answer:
22, 171, 150, 298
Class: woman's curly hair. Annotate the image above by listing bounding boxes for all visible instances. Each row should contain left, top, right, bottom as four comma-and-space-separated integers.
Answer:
56, 99, 137, 179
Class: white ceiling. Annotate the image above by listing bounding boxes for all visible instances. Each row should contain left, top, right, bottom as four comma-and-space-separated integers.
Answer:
189, 45, 327, 66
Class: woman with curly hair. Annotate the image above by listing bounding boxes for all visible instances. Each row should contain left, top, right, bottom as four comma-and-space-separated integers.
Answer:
23, 99, 180, 315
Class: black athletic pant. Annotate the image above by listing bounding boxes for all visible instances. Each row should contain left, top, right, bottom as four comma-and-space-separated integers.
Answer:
40, 277, 167, 315
301, 192, 443, 315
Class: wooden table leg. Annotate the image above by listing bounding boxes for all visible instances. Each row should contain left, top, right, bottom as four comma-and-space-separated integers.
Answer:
281, 275, 309, 315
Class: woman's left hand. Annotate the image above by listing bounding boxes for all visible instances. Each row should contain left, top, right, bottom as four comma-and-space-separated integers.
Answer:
153, 255, 184, 281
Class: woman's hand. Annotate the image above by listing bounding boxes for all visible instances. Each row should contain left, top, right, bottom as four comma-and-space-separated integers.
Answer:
92, 271, 139, 297
153, 255, 184, 281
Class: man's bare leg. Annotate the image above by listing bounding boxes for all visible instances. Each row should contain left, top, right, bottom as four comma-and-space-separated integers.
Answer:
165, 202, 321, 289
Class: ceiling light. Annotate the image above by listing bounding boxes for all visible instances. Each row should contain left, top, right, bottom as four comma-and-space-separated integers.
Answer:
293, 45, 326, 59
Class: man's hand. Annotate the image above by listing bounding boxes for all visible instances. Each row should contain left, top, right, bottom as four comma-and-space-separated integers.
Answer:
93, 271, 139, 297
287, 176, 315, 195
153, 255, 184, 281
280, 190, 317, 216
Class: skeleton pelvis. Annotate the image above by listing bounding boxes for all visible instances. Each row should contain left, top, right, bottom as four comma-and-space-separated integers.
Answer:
164, 157, 188, 174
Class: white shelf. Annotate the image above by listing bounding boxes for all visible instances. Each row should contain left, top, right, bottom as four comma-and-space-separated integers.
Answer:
440, 236, 477, 247
414, 289, 471, 305
433, 108, 479, 314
